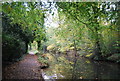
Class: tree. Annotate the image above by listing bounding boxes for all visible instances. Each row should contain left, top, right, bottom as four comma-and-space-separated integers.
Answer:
56, 2, 119, 60
2, 2, 46, 51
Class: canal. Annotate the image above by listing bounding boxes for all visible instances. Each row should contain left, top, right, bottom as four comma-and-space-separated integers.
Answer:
41, 53, 120, 80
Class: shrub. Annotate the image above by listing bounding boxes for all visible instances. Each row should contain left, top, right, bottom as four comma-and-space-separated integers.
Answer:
2, 33, 26, 62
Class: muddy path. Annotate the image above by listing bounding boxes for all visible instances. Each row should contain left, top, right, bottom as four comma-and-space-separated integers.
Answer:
2, 54, 44, 80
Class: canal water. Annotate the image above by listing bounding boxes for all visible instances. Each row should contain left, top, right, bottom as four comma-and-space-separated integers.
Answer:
41, 53, 120, 80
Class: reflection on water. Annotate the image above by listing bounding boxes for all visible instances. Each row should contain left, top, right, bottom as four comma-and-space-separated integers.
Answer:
42, 53, 120, 80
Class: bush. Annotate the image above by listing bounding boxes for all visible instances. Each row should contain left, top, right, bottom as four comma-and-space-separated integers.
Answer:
107, 53, 120, 63
38, 55, 49, 64
2, 33, 26, 62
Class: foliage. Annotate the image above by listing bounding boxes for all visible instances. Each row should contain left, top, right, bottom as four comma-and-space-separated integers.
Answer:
2, 13, 28, 61
2, 2, 46, 61
38, 53, 53, 64
107, 53, 120, 63
55, 2, 120, 60
38, 55, 49, 64
2, 2, 120, 63
2, 33, 26, 61
2, 2, 46, 50
45, 2, 119, 62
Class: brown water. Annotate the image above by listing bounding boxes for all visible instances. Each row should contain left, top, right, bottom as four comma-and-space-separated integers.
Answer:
41, 53, 120, 80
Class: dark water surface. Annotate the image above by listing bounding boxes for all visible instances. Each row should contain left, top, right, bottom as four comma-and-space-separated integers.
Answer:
41, 54, 120, 80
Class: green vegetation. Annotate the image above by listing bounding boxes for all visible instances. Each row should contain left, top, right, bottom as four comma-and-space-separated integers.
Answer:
2, 2, 120, 63
46, 2, 120, 63
2, 2, 46, 61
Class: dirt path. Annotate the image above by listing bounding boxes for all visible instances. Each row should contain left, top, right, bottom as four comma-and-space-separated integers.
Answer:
2, 54, 44, 80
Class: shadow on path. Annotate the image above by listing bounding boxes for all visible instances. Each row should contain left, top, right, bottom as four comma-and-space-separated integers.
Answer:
2, 54, 44, 80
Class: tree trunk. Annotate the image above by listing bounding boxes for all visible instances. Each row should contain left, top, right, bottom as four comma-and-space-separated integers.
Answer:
92, 6, 102, 60
37, 41, 41, 50
43, 45, 47, 53
25, 42, 28, 54
29, 42, 32, 50
73, 40, 77, 58
93, 21, 102, 60
94, 40, 102, 60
